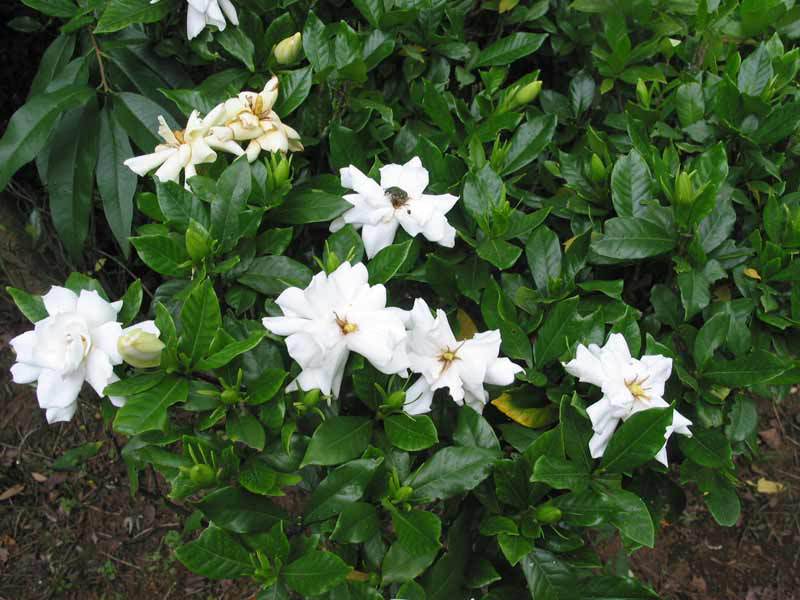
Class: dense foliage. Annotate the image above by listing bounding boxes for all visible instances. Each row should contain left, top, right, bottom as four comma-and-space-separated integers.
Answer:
4, 0, 800, 598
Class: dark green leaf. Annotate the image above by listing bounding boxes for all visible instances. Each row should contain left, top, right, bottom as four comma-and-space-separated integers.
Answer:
301, 416, 373, 467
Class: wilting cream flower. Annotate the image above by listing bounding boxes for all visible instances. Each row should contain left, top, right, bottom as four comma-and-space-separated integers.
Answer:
9, 287, 159, 423
330, 157, 459, 259
206, 76, 303, 163
124, 112, 218, 187
563, 333, 692, 466
262, 262, 408, 396
402, 299, 523, 415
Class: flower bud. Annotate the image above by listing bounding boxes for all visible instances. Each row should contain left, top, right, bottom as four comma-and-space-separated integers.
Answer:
274, 32, 302, 65
221, 389, 240, 405
590, 153, 606, 182
271, 154, 291, 188
534, 504, 562, 524
515, 79, 542, 105
303, 388, 321, 407
385, 390, 406, 409
636, 78, 650, 108
499, 0, 520, 12
189, 464, 216, 486
675, 171, 694, 206
394, 485, 413, 502
118, 328, 164, 368
186, 219, 211, 262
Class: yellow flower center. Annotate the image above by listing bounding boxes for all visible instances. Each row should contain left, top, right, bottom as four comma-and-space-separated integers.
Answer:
625, 376, 650, 402
335, 313, 358, 335
173, 129, 185, 144
438, 344, 464, 371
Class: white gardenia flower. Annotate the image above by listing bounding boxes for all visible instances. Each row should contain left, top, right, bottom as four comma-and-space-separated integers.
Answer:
124, 111, 218, 187
149, 0, 239, 41
262, 262, 408, 397
330, 157, 459, 259
188, 0, 238, 40
563, 333, 692, 466
9, 287, 160, 423
206, 76, 304, 163
402, 298, 524, 415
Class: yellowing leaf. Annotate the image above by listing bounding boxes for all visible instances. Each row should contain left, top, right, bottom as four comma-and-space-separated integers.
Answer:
743, 268, 761, 280
491, 393, 558, 429
756, 478, 785, 494
456, 309, 478, 341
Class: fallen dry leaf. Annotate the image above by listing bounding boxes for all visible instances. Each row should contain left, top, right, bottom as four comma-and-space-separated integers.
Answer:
0, 484, 24, 501
756, 478, 785, 494
31, 472, 47, 483
758, 428, 782, 449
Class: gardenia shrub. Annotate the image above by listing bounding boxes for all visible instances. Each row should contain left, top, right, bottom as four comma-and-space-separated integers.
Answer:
3, 0, 800, 598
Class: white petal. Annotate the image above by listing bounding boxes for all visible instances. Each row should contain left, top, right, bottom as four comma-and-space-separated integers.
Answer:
245, 140, 262, 162
37, 367, 83, 411
586, 397, 617, 434
603, 333, 632, 364
264, 316, 312, 338
125, 320, 159, 336
341, 165, 385, 202
258, 129, 289, 153
190, 138, 217, 166
671, 409, 693, 436
42, 286, 78, 316
124, 149, 174, 176
187, 5, 208, 39
485, 357, 524, 386
218, 0, 238, 25
275, 286, 317, 319
207, 136, 244, 156
380, 157, 428, 197
76, 290, 119, 329
361, 221, 400, 259
563, 343, 607, 388
10, 330, 37, 362
85, 349, 116, 397
293, 343, 349, 396
92, 321, 124, 364
154, 149, 186, 183
285, 331, 327, 368
588, 416, 619, 458
463, 384, 488, 413
45, 403, 78, 424
404, 377, 435, 415
329, 216, 346, 233
11, 362, 41, 384
639, 354, 673, 398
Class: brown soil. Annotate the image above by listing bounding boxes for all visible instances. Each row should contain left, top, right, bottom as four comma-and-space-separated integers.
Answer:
629, 398, 800, 600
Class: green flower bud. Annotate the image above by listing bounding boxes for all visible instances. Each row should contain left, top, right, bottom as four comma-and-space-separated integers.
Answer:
303, 388, 321, 407
636, 78, 650, 108
394, 485, 413, 502
185, 219, 211, 262
221, 389, 240, 405
385, 390, 406, 409
499, 0, 520, 12
590, 153, 606, 182
675, 171, 694, 206
274, 32, 302, 65
534, 504, 562, 524
117, 328, 164, 368
189, 464, 216, 486
515, 79, 542, 105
